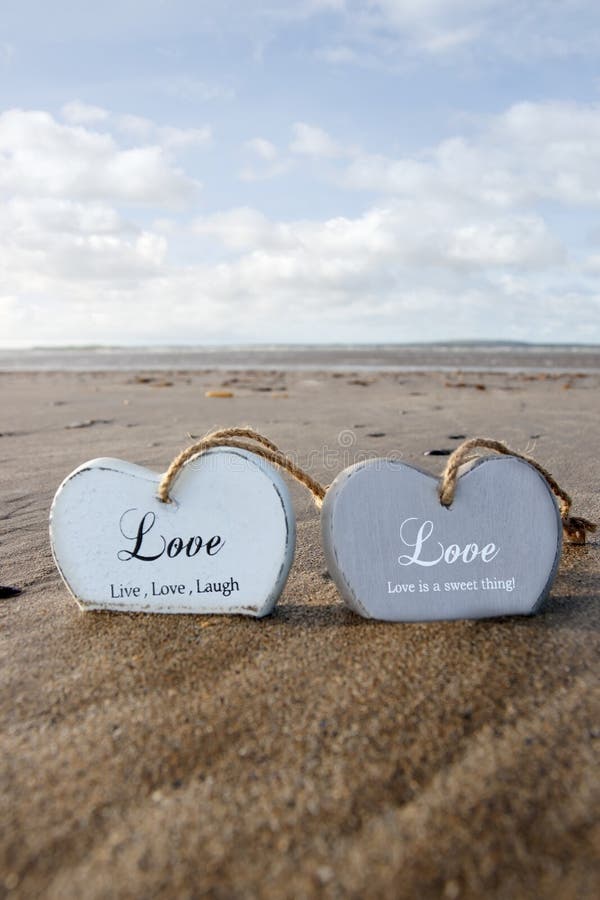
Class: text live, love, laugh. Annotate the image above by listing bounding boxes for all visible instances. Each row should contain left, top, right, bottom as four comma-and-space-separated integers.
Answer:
109, 577, 240, 600
112, 509, 239, 601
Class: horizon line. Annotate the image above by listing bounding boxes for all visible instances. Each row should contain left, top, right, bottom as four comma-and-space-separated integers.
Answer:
2, 340, 600, 352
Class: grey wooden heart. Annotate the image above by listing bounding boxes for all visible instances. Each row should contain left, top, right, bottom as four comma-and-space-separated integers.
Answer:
321, 456, 562, 621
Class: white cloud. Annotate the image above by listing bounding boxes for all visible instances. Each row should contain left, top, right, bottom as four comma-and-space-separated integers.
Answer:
341, 101, 600, 209
367, 0, 485, 29
116, 113, 212, 149
115, 114, 155, 139
0, 109, 200, 207
245, 137, 279, 162
194, 205, 563, 276
445, 217, 564, 269
61, 100, 109, 125
1, 99, 599, 346
290, 122, 346, 158
159, 125, 212, 150
420, 23, 480, 54
0, 197, 123, 235
239, 163, 292, 182
193, 207, 290, 251
0, 196, 166, 284
0, 105, 210, 345
240, 136, 291, 181
315, 0, 600, 65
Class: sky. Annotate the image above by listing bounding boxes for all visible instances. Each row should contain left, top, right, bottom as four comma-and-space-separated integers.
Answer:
1, 0, 600, 347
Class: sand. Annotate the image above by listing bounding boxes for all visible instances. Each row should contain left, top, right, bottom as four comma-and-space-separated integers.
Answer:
1, 366, 599, 899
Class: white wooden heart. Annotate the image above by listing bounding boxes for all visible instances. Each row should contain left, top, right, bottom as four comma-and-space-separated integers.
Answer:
50, 447, 295, 616
321, 456, 562, 621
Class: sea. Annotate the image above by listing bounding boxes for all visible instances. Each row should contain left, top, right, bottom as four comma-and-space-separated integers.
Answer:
0, 343, 599, 373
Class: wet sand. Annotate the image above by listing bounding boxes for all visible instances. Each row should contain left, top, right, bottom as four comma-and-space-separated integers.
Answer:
1, 367, 599, 898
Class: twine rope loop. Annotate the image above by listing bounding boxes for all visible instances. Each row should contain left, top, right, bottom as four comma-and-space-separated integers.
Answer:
158, 427, 326, 509
158, 429, 594, 543
439, 437, 596, 545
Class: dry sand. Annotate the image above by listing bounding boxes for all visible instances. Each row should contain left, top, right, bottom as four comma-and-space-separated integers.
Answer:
1, 367, 599, 899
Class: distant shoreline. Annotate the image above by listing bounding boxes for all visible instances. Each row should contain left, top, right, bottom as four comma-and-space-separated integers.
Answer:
1, 343, 599, 373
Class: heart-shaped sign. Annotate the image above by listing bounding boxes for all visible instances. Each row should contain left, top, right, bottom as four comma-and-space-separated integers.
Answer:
321, 456, 561, 621
50, 447, 295, 616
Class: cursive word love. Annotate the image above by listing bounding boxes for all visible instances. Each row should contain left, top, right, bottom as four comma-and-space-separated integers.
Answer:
397, 517, 499, 568
117, 509, 224, 562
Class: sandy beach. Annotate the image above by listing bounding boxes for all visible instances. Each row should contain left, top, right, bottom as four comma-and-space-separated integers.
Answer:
1, 362, 599, 898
